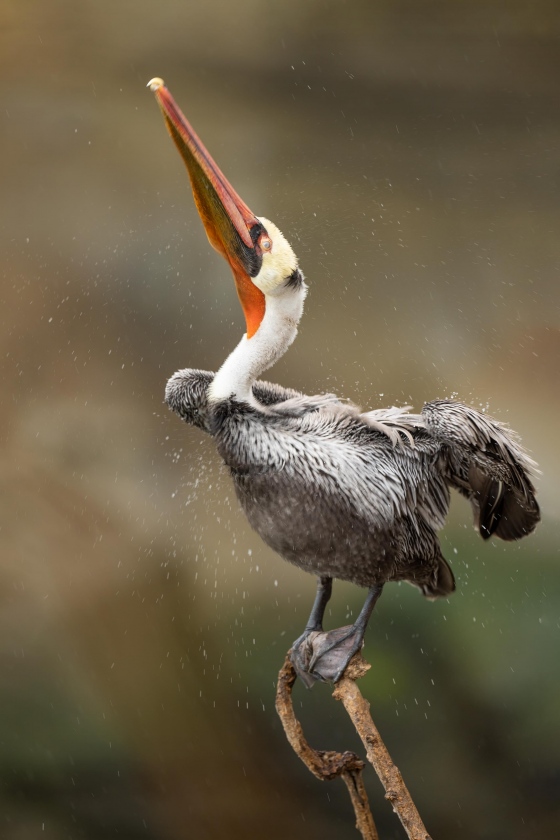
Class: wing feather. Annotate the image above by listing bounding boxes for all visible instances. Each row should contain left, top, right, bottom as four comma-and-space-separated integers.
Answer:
422, 400, 540, 540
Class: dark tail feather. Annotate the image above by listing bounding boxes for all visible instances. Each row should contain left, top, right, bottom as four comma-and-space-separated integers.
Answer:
421, 555, 456, 600
495, 487, 540, 540
469, 464, 540, 541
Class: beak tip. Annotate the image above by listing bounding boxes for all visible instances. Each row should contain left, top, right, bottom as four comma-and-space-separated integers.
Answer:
147, 77, 165, 92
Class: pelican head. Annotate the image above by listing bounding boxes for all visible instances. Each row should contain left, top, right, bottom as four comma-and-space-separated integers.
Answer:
148, 78, 300, 337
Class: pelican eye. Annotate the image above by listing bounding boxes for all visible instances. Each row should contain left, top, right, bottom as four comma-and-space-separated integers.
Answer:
259, 235, 272, 252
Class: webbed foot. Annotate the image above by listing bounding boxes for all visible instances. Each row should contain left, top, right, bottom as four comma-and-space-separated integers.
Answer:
290, 584, 384, 687
290, 624, 365, 686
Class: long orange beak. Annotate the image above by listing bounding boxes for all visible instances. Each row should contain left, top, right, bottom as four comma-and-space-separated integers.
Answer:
148, 78, 266, 337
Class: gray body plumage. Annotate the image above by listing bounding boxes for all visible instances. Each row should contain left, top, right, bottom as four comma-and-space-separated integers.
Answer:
166, 370, 540, 598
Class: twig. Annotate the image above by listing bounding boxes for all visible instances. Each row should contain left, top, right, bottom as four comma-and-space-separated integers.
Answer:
275, 655, 378, 839
340, 768, 379, 840
333, 657, 432, 840
276, 651, 432, 840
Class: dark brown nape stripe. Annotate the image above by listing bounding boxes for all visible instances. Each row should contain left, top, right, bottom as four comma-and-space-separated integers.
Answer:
285, 268, 304, 289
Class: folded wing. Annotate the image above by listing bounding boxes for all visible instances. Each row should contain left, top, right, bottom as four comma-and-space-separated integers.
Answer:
422, 400, 540, 541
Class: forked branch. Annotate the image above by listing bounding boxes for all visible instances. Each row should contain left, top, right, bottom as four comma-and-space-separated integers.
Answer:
275, 655, 378, 839
275, 652, 432, 840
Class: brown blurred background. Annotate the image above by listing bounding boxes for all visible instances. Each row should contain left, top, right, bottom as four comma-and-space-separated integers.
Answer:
1, 1, 559, 838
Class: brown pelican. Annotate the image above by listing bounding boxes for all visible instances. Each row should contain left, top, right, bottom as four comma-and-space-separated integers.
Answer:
148, 78, 540, 686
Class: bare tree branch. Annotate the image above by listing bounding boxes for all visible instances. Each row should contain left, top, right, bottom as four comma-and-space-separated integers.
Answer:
276, 651, 432, 840
275, 655, 378, 839
333, 657, 432, 840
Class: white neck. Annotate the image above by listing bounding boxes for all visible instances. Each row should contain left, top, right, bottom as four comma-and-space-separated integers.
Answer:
208, 287, 306, 405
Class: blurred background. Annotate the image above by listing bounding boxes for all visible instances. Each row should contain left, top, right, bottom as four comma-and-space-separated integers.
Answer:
1, 1, 559, 837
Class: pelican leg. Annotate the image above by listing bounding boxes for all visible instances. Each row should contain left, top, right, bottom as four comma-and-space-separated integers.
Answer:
294, 584, 384, 686
290, 576, 333, 688
304, 575, 333, 632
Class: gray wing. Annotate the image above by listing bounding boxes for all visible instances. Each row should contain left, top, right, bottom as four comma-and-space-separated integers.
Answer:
165, 369, 214, 431
422, 400, 540, 541
164, 368, 332, 432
